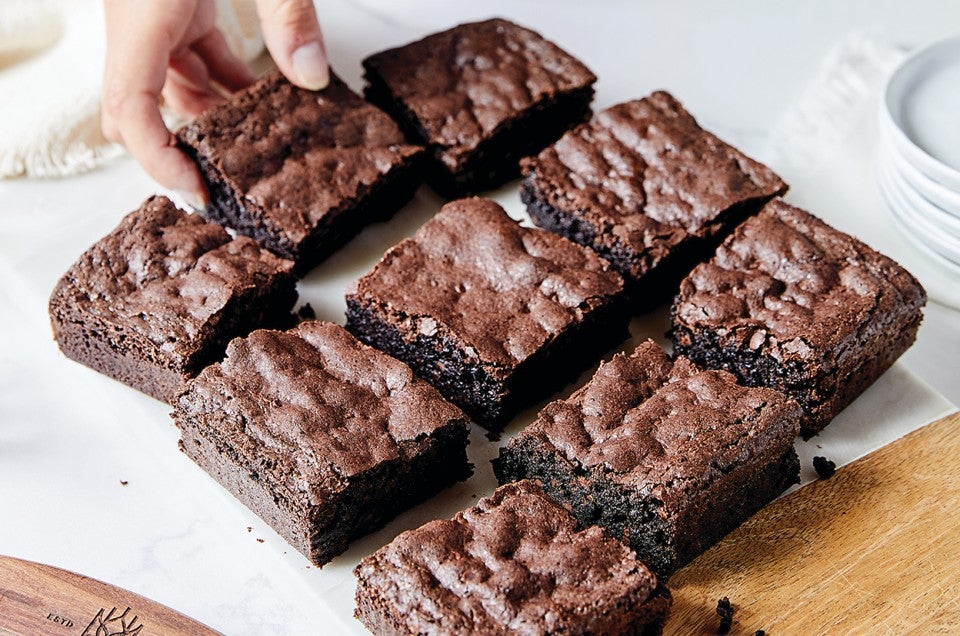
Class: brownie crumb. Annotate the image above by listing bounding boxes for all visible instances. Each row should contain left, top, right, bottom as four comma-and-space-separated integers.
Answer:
119, 480, 129, 486
813, 456, 836, 479
246, 527, 253, 533
297, 303, 316, 320
256, 538, 265, 544
717, 596, 734, 634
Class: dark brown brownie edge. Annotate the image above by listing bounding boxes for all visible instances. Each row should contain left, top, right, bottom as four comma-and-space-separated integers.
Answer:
363, 63, 593, 198
355, 570, 671, 636
670, 310, 924, 438
49, 275, 297, 404
345, 292, 629, 434
493, 436, 800, 578
177, 135, 426, 274
176, 409, 471, 566
520, 173, 780, 311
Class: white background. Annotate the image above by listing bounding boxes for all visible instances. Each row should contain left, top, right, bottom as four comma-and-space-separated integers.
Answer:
1, 1, 959, 633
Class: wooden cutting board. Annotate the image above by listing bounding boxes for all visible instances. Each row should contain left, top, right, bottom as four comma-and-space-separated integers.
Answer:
0, 556, 220, 636
666, 411, 960, 635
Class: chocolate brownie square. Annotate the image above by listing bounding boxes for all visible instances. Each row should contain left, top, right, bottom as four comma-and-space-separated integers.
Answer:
521, 92, 787, 306
363, 18, 596, 197
49, 195, 297, 403
494, 340, 801, 577
172, 321, 472, 567
671, 199, 927, 437
354, 480, 671, 635
177, 71, 425, 272
345, 197, 628, 432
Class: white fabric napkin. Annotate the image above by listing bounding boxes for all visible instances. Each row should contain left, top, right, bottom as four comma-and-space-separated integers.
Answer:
0, 0, 263, 179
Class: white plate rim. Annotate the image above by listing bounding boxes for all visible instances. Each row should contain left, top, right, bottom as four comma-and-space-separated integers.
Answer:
881, 35, 960, 192
878, 149, 960, 238
877, 161, 960, 275
878, 159, 960, 259
878, 131, 960, 219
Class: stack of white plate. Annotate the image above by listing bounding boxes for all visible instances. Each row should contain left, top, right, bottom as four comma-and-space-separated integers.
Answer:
878, 35, 960, 276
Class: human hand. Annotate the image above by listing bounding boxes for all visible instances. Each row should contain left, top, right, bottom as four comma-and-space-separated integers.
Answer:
102, 0, 328, 207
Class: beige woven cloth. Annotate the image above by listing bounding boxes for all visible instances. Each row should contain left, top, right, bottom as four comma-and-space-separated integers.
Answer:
0, 0, 263, 179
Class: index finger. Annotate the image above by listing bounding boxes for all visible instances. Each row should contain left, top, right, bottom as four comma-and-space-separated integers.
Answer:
101, 0, 208, 203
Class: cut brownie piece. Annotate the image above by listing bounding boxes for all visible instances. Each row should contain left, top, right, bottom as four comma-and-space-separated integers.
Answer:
49, 195, 297, 403
172, 321, 472, 567
494, 340, 802, 577
354, 480, 672, 635
520, 91, 787, 307
671, 199, 927, 437
363, 18, 596, 197
345, 197, 628, 432
177, 71, 425, 272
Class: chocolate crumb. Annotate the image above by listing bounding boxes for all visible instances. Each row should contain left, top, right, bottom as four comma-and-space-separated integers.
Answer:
256, 538, 265, 543
119, 480, 129, 486
247, 527, 253, 533
717, 596, 734, 634
813, 456, 836, 479
755, 630, 766, 636
297, 303, 316, 320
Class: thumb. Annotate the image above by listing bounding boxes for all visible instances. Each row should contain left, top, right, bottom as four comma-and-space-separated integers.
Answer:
255, 0, 329, 90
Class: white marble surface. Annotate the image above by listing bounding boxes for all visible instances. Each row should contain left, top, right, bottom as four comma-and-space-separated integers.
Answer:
1, 1, 959, 634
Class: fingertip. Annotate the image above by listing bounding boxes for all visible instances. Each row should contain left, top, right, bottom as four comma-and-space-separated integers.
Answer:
255, 0, 328, 90
176, 187, 209, 211
290, 41, 329, 90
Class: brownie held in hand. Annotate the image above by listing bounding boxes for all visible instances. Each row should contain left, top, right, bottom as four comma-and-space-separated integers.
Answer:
354, 480, 672, 635
345, 197, 628, 432
173, 321, 472, 567
177, 71, 425, 272
521, 91, 787, 306
363, 18, 596, 197
49, 195, 297, 403
495, 340, 802, 577
671, 199, 926, 437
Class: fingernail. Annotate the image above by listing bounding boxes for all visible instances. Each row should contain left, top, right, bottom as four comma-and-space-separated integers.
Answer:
291, 42, 329, 90
177, 190, 207, 212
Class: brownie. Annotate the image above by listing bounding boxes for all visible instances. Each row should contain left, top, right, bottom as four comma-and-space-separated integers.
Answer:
345, 197, 628, 432
49, 195, 297, 403
172, 321, 472, 567
494, 340, 801, 577
670, 199, 927, 437
363, 18, 596, 197
354, 480, 671, 635
177, 71, 425, 272
520, 91, 787, 307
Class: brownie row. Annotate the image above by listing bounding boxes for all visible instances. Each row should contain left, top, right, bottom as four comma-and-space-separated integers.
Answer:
176, 19, 602, 273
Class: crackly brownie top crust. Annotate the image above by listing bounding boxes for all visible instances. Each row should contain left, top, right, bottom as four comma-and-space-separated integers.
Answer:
175, 321, 467, 504
673, 199, 927, 362
515, 341, 800, 506
363, 18, 596, 171
355, 480, 658, 633
177, 71, 422, 244
349, 197, 624, 368
523, 92, 786, 272
50, 195, 293, 367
